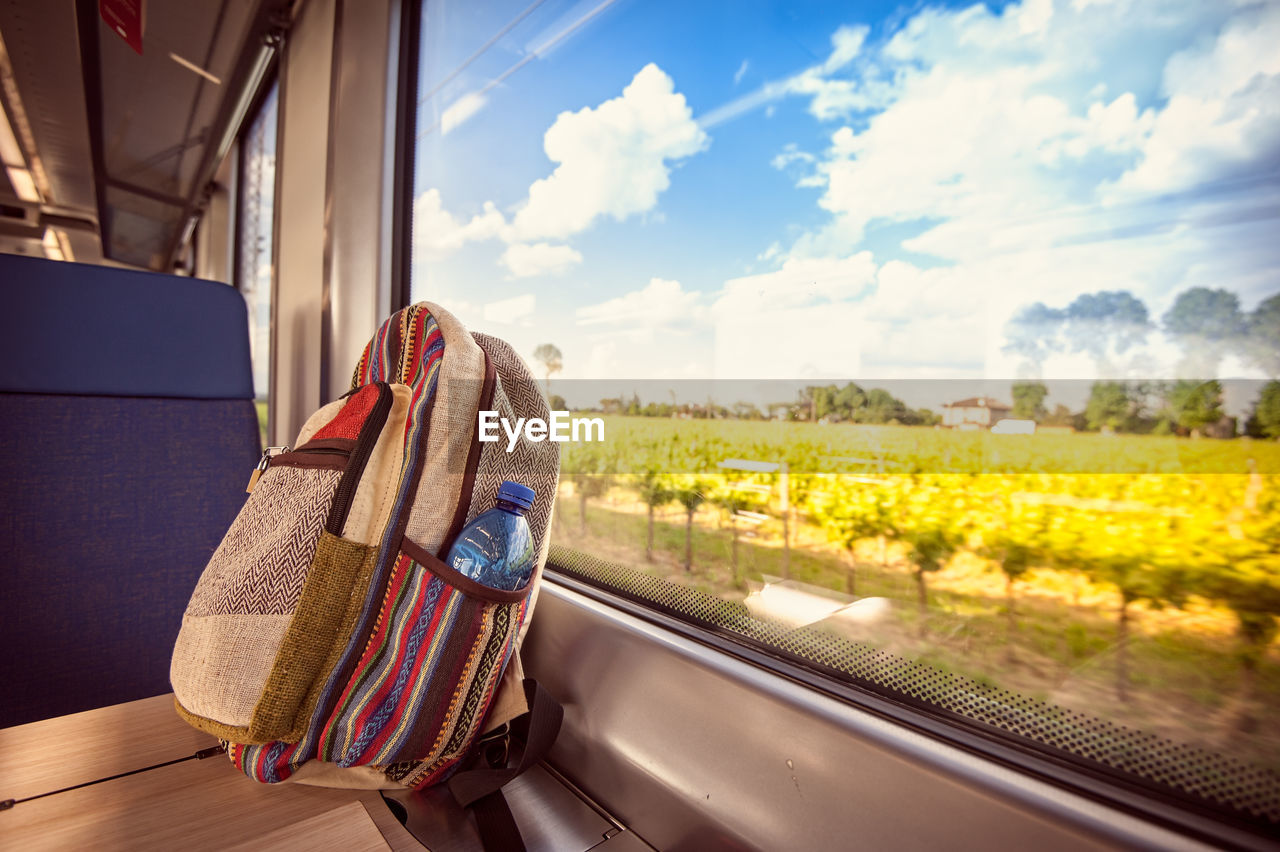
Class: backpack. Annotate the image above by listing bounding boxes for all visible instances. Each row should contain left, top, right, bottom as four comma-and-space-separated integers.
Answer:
170, 302, 561, 817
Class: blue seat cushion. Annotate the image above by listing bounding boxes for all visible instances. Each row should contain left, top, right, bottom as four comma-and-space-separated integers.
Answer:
0, 253, 254, 399
0, 393, 260, 728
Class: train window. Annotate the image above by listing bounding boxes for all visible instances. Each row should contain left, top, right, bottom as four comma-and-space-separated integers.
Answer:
235, 81, 279, 445
407, 0, 1280, 829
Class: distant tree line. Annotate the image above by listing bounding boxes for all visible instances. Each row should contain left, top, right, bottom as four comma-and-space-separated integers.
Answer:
796, 383, 940, 425
1008, 378, 1280, 438
1004, 286, 1280, 379
583, 385, 940, 426
575, 380, 1280, 438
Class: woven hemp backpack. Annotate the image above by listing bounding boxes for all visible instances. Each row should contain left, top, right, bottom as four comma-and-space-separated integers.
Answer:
170, 301, 560, 792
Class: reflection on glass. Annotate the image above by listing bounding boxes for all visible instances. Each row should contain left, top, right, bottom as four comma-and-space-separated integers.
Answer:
410, 0, 1280, 811
237, 83, 278, 445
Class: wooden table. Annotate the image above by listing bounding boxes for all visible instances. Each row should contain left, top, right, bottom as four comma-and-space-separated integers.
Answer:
0, 694, 426, 851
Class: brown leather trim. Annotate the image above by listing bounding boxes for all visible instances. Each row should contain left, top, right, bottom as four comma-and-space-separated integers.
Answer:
270, 451, 349, 471
439, 350, 496, 556
400, 534, 531, 604
270, 438, 356, 470
295, 437, 358, 453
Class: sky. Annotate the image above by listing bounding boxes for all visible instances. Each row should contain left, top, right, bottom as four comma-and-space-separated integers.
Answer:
408, 0, 1280, 412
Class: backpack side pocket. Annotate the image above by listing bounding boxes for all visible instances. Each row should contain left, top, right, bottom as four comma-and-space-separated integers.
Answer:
171, 382, 405, 742
317, 535, 531, 780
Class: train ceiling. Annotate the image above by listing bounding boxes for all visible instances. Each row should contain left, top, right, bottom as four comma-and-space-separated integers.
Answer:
0, 1, 283, 269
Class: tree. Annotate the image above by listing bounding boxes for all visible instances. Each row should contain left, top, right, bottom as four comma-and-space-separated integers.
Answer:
1010, 381, 1049, 421
1063, 290, 1151, 374
916, 408, 941, 426
548, 393, 567, 411
1247, 381, 1280, 439
671, 476, 711, 572
1243, 293, 1280, 377
813, 478, 900, 595
1084, 381, 1134, 431
532, 343, 563, 398
1167, 380, 1223, 436
977, 502, 1048, 655
1162, 287, 1244, 378
901, 521, 958, 630
1042, 404, 1080, 429
712, 486, 761, 585
1003, 303, 1064, 377
635, 469, 674, 562
570, 448, 614, 533
860, 388, 909, 424
898, 484, 963, 630
1076, 515, 1186, 702
1206, 504, 1280, 734
834, 382, 866, 420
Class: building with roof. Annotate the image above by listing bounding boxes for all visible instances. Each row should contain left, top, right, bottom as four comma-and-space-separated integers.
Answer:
942, 396, 1012, 429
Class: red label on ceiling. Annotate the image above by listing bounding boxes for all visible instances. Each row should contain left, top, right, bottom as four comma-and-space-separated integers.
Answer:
100, 0, 144, 55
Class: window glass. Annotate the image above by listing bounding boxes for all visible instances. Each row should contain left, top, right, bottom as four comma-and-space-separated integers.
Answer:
411, 0, 1280, 823
236, 82, 278, 446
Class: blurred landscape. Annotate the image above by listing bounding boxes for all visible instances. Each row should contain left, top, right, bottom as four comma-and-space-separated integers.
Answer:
551, 416, 1280, 774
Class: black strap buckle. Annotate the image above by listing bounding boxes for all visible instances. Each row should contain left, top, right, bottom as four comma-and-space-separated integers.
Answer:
476, 722, 511, 768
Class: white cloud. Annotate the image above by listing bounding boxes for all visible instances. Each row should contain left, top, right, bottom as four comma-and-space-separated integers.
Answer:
713, 303, 865, 380
499, 242, 583, 278
576, 277, 703, 326
697, 24, 881, 128
823, 25, 868, 74
412, 189, 506, 260
441, 92, 488, 135
414, 63, 707, 278
715, 252, 878, 317
734, 59, 749, 85
483, 293, 536, 325
783, 25, 887, 122
1108, 2, 1280, 196
770, 143, 815, 171
770, 0, 1278, 280
511, 63, 709, 242
705, 0, 1280, 381
584, 341, 619, 379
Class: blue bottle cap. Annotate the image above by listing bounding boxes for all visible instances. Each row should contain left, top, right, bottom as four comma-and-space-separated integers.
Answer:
497, 480, 535, 510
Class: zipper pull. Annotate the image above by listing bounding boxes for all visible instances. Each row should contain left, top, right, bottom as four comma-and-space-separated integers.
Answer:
246, 446, 290, 493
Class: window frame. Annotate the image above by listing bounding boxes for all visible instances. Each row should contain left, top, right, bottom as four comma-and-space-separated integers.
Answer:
232, 71, 281, 444
390, 0, 423, 313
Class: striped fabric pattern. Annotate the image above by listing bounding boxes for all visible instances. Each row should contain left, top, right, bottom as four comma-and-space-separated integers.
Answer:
319, 550, 524, 768
229, 306, 450, 783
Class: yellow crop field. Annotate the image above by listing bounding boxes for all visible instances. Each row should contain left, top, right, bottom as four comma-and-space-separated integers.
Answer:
551, 417, 1280, 773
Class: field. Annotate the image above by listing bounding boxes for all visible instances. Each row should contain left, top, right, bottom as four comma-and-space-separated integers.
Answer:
559, 415, 1280, 474
549, 417, 1280, 775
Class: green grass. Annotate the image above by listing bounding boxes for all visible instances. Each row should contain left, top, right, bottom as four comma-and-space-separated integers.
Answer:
563, 416, 1280, 474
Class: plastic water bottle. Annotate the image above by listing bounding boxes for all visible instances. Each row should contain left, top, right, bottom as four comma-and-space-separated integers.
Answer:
445, 481, 537, 591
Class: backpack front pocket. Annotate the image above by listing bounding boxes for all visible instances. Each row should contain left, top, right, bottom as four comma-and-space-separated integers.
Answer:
171, 382, 401, 742
315, 535, 531, 785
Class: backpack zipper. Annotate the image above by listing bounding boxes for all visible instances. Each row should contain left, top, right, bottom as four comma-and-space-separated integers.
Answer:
246, 446, 291, 493
325, 382, 394, 536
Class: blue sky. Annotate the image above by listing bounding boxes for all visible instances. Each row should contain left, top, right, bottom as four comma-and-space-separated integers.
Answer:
408, 0, 1280, 409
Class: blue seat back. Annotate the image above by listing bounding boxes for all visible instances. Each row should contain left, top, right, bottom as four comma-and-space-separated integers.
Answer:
0, 254, 260, 728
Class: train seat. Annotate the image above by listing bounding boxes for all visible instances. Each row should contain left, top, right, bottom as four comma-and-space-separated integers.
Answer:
0, 254, 260, 728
